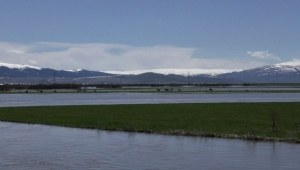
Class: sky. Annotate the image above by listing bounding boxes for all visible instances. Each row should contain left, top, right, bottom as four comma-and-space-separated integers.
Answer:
0, 0, 299, 71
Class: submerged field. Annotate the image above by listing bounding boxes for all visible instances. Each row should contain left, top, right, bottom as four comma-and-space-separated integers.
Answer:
0, 103, 300, 143
3, 85, 300, 94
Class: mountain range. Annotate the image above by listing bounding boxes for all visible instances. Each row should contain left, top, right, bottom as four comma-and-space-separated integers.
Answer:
1, 61, 300, 84
222, 61, 300, 83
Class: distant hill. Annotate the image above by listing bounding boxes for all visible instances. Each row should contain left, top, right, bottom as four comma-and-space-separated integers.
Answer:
221, 62, 300, 83
122, 73, 238, 84
0, 62, 114, 78
2, 61, 300, 84
0, 63, 115, 84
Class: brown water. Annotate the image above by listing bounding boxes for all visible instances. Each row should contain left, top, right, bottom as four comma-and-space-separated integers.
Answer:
1, 92, 300, 107
0, 122, 299, 170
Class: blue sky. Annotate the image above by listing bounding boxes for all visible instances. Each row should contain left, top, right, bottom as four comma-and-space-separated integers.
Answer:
0, 0, 299, 71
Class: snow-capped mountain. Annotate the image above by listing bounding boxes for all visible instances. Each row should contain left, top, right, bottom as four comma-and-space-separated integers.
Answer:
0, 62, 114, 81
0, 62, 238, 76
0, 62, 41, 70
246, 60, 300, 75
104, 68, 240, 76
222, 60, 300, 83
0, 62, 239, 84
1, 60, 300, 83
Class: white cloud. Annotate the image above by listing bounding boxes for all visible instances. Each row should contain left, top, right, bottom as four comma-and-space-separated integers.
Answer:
0, 42, 268, 71
247, 51, 281, 61
6, 49, 25, 55
29, 60, 38, 64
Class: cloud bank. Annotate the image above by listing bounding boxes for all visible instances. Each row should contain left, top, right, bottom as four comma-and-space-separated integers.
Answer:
0, 42, 267, 71
247, 51, 281, 61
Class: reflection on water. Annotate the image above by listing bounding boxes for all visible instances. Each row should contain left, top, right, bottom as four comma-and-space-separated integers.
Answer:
0, 122, 300, 170
1, 92, 300, 107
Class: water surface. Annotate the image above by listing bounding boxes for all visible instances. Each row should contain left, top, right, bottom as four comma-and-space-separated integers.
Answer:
1, 92, 300, 107
0, 122, 299, 170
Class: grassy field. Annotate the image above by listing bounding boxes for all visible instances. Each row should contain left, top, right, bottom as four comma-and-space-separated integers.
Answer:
0, 103, 300, 143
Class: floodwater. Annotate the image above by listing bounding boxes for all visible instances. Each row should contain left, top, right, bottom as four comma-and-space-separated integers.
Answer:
0, 122, 299, 170
1, 92, 300, 107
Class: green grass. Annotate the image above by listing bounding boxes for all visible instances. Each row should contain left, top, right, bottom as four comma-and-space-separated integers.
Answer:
0, 103, 300, 143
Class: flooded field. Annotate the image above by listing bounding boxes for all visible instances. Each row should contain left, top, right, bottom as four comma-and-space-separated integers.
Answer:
1, 89, 300, 169
1, 92, 300, 107
5, 85, 300, 93
1, 122, 299, 169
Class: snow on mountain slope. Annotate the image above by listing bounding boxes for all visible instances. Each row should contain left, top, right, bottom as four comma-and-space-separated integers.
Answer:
0, 62, 239, 76
0, 62, 41, 70
272, 60, 300, 73
244, 59, 300, 76
2, 59, 300, 78
65, 69, 83, 72
103, 68, 240, 76
220, 59, 300, 83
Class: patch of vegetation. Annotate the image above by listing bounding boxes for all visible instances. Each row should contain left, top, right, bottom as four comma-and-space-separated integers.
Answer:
0, 103, 300, 143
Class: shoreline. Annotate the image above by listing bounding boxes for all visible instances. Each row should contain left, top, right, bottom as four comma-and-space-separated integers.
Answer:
1, 120, 299, 144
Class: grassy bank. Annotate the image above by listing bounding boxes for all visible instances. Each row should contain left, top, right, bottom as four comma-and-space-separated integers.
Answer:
0, 103, 300, 143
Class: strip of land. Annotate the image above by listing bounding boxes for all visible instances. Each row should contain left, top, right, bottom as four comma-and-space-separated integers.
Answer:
0, 103, 299, 143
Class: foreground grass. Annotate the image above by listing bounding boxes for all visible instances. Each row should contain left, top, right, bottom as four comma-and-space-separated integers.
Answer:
1, 103, 300, 143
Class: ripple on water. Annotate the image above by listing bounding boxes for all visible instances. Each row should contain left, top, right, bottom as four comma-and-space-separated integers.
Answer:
1, 93, 300, 107
1, 122, 300, 169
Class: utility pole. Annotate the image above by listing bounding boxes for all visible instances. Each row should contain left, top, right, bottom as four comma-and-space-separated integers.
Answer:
53, 71, 56, 84
188, 72, 190, 85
